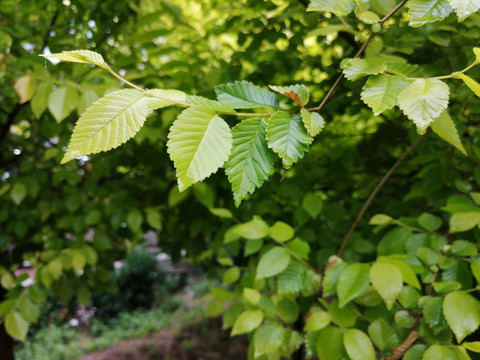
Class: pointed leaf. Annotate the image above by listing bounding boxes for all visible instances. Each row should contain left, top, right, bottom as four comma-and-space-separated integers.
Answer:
269, 221, 294, 242
397, 78, 449, 134
215, 80, 278, 109
31, 82, 53, 119
361, 75, 408, 115
147, 89, 186, 109
256, 247, 290, 279
448, 0, 480, 21
14, 75, 36, 104
408, 0, 453, 27
455, 73, 480, 98
307, 0, 357, 16
449, 212, 480, 233
378, 257, 421, 289
341, 58, 386, 81
443, 291, 480, 342
253, 322, 285, 356
475, 48, 480, 64
276, 263, 307, 294
368, 318, 399, 352
370, 262, 403, 309
224, 118, 275, 206
48, 87, 79, 123
316, 327, 348, 360
304, 310, 332, 331
300, 109, 325, 137
323, 261, 349, 296
423, 297, 448, 334
337, 263, 371, 307
463, 342, 480, 353
269, 84, 309, 106
343, 329, 376, 360
231, 309, 264, 335
10, 183, 27, 205
471, 262, 480, 283
62, 89, 149, 163
186, 95, 236, 112
167, 107, 232, 191
5, 312, 29, 342
266, 112, 312, 169
385, 61, 425, 77
41, 50, 110, 70
275, 297, 300, 323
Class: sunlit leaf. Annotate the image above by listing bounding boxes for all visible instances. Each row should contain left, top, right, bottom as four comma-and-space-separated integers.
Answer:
370, 262, 403, 309
343, 329, 376, 360
300, 109, 325, 137
448, 0, 480, 21
215, 80, 278, 109
256, 247, 290, 279
41, 50, 110, 70
231, 310, 264, 336
443, 291, 480, 342
337, 263, 370, 307
407, 0, 453, 27
48, 87, 79, 123
341, 58, 386, 81
307, 0, 356, 16
269, 84, 309, 106
361, 75, 408, 115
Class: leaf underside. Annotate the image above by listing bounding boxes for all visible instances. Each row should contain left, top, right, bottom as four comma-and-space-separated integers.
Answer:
408, 0, 453, 27
215, 80, 278, 109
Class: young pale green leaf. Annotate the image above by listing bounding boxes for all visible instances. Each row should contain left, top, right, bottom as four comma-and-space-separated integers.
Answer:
61, 89, 149, 164
256, 247, 290, 279
451, 240, 477, 256
304, 310, 332, 332
316, 327, 348, 360
448, 0, 480, 21
14, 75, 36, 104
214, 80, 278, 109
341, 58, 386, 81
5, 312, 29, 342
147, 89, 187, 109
253, 322, 285, 357
224, 118, 275, 206
269, 221, 294, 242
337, 263, 371, 307
300, 109, 325, 137
471, 262, 480, 283
463, 342, 480, 353
269, 84, 309, 106
286, 238, 311, 260
243, 288, 261, 305
475, 48, 480, 63
407, 0, 453, 27
360, 75, 408, 115
31, 82, 52, 119
77, 89, 99, 115
378, 257, 420, 289
276, 263, 307, 294
186, 95, 236, 113
368, 319, 399, 352
48, 87, 79, 123
266, 112, 312, 169
343, 329, 376, 360
41, 50, 110, 70
307, 0, 356, 16
167, 106, 232, 191
369, 213, 393, 225
397, 78, 449, 134
443, 291, 480, 342
231, 309, 264, 336
385, 61, 425, 77
223, 266, 240, 285
222, 304, 244, 330
449, 212, 480, 233
370, 262, 403, 309
455, 73, 480, 98
423, 345, 471, 360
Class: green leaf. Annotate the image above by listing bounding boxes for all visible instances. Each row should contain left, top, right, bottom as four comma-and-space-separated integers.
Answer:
341, 58, 386, 81
31, 82, 52, 119
47, 259, 63, 279
368, 318, 399, 352
231, 309, 264, 336
463, 342, 480, 353
5, 312, 29, 341
302, 193, 323, 219
62, 89, 149, 163
269, 84, 309, 106
269, 221, 294, 242
431, 111, 466, 155
77, 89, 99, 115
455, 73, 480, 98
209, 208, 233, 219
474, 47, 480, 64
14, 75, 37, 105
307, 0, 357, 16
266, 112, 312, 169
449, 212, 480, 233
343, 329, 376, 360
167, 107, 232, 191
223, 267, 241, 285
72, 252, 86, 271
205, 299, 224, 317
316, 327, 348, 360
443, 291, 480, 342
337, 263, 371, 307
10, 183, 27, 205
361, 75, 408, 115
19, 297, 40, 323
423, 345, 471, 360
451, 240, 477, 256
127, 209, 143, 233
147, 89, 186, 109
228, 216, 269, 241
418, 213, 443, 231
222, 303, 244, 330
48, 87, 79, 123
370, 262, 403, 309
186, 95, 236, 113
304, 310, 332, 332
471, 262, 480, 283
323, 261, 349, 296
276, 263, 307, 294
423, 297, 449, 334
286, 238, 311, 260
146, 208, 162, 230
77, 286, 91, 307
404, 344, 427, 360
385, 61, 425, 77
300, 109, 325, 137
253, 322, 285, 356
275, 297, 300, 323
448, 0, 480, 21
215, 81, 278, 109
369, 213, 393, 225
224, 118, 275, 206
397, 79, 450, 134
378, 257, 421, 289
41, 50, 110, 70
256, 247, 290, 279
407, 0, 453, 27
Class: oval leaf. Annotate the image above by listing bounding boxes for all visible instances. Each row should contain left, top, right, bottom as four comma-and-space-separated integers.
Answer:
256, 247, 290, 279
370, 262, 403, 309
337, 263, 371, 307
443, 291, 480, 342
231, 309, 264, 336
343, 329, 376, 360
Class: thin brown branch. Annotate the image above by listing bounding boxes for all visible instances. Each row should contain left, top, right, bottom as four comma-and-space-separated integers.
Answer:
386, 331, 420, 360
309, 0, 408, 113
337, 133, 427, 257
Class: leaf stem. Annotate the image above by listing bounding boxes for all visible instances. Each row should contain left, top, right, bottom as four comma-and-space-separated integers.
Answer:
274, 240, 320, 274
337, 133, 427, 257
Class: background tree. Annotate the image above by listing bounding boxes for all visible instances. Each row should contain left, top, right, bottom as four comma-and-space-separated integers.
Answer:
1, 0, 480, 359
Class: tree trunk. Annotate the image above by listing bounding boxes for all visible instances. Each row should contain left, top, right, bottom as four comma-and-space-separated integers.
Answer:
0, 287, 15, 360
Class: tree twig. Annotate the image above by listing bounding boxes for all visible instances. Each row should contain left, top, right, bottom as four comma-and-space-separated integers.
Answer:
386, 331, 420, 360
337, 133, 427, 257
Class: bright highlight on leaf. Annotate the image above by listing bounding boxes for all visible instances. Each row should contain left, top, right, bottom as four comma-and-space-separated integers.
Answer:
397, 78, 450, 134
407, 0, 453, 27
256, 247, 290, 279
40, 50, 110, 70
300, 109, 325, 137
214, 81, 278, 109
361, 75, 408, 115
430, 111, 466, 155
337, 263, 370, 307
61, 89, 149, 164
341, 58, 386, 81
269, 84, 309, 106
448, 0, 480, 21
443, 291, 480, 342
343, 329, 376, 360
307, 0, 357, 16
147, 89, 187, 109
267, 112, 312, 169
224, 119, 275, 206
167, 107, 232, 191
370, 262, 403, 309
455, 73, 480, 98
